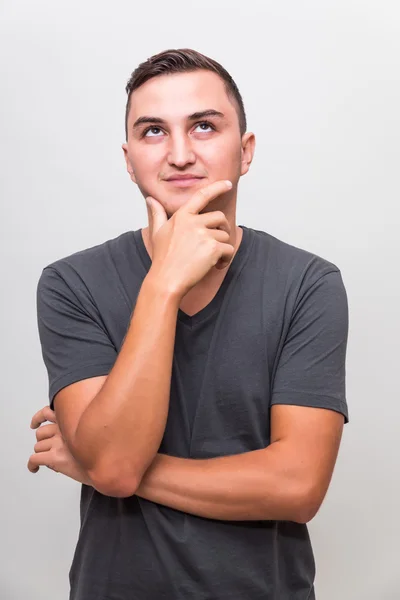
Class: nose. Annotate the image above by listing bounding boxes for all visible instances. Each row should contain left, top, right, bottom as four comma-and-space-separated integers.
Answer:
167, 130, 196, 168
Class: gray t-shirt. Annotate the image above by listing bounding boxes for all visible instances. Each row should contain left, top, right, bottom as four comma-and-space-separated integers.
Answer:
36, 224, 349, 600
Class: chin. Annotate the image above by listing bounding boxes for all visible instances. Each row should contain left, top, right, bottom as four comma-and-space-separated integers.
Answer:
158, 193, 193, 217
164, 201, 188, 218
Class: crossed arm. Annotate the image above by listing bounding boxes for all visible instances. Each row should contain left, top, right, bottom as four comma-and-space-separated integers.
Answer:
29, 402, 344, 524
135, 402, 344, 523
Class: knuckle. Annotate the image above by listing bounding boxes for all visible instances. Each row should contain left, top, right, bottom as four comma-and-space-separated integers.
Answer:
197, 225, 208, 237
209, 239, 219, 253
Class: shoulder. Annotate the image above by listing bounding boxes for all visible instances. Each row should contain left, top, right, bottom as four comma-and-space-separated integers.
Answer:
245, 225, 344, 293
37, 230, 138, 299
41, 230, 134, 279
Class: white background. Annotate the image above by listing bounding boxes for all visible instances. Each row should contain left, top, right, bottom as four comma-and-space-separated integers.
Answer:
1, 1, 399, 598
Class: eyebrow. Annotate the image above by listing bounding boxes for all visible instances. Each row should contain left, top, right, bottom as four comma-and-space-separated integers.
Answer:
132, 109, 225, 130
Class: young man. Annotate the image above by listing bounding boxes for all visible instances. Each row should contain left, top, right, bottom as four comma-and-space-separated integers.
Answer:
28, 48, 349, 599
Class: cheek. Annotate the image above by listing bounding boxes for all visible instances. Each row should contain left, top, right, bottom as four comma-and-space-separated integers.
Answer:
201, 139, 241, 172
130, 145, 164, 173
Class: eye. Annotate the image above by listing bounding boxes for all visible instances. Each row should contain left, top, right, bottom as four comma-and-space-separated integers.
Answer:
141, 120, 215, 138
193, 121, 215, 133
143, 126, 164, 138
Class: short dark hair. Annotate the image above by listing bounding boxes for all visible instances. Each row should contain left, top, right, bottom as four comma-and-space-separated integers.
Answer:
124, 48, 247, 141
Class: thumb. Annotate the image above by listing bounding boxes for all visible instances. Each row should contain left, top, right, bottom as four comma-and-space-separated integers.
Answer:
146, 196, 167, 235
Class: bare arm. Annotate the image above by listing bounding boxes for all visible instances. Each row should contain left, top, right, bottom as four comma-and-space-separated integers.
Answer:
134, 406, 344, 522
70, 273, 180, 497
63, 180, 234, 497
29, 404, 343, 519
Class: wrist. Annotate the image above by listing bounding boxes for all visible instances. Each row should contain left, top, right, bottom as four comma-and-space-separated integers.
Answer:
144, 268, 183, 304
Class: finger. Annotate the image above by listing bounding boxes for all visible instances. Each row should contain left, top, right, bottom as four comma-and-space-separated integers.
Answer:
30, 406, 56, 429
183, 180, 232, 216
27, 450, 54, 473
34, 439, 53, 453
146, 196, 167, 237
145, 196, 154, 232
197, 211, 231, 236
209, 228, 231, 244
36, 423, 57, 441
214, 242, 235, 271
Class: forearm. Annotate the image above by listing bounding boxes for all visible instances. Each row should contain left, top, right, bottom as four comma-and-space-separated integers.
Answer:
136, 445, 308, 522
72, 270, 180, 494
55, 443, 309, 518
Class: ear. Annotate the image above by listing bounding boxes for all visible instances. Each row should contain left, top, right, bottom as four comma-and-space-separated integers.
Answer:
240, 132, 256, 177
122, 143, 137, 184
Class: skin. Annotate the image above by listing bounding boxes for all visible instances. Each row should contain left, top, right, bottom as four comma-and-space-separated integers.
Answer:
29, 404, 344, 522
28, 69, 345, 523
122, 70, 255, 290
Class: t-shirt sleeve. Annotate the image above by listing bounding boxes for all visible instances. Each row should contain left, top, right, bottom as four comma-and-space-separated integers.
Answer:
271, 269, 349, 423
37, 266, 118, 410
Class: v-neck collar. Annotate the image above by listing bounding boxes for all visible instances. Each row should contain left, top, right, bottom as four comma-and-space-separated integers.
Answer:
133, 225, 250, 327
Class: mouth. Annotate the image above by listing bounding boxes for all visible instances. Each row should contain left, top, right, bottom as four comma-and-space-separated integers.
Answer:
165, 177, 205, 188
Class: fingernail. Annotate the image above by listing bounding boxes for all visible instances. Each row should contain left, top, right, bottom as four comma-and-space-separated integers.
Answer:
225, 180, 232, 188
146, 197, 152, 207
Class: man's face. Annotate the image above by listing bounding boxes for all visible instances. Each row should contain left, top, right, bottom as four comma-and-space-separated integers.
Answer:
122, 70, 254, 217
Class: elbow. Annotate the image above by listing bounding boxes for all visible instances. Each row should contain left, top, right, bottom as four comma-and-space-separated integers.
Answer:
292, 486, 323, 524
294, 506, 317, 525
88, 461, 140, 498
90, 470, 139, 498
71, 439, 140, 498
